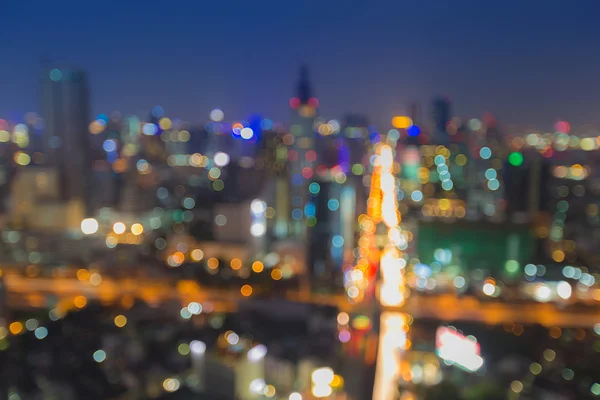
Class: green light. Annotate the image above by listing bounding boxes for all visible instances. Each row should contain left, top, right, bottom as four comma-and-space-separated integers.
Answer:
309, 182, 320, 195
505, 260, 520, 275
591, 383, 600, 396
508, 152, 524, 167
351, 164, 364, 175
50, 69, 62, 81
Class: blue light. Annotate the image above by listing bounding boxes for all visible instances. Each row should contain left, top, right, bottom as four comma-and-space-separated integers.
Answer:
143, 123, 158, 135
103, 140, 117, 153
480, 147, 492, 159
407, 125, 421, 137
261, 119, 273, 130
369, 133, 381, 143
411, 190, 423, 202
292, 196, 303, 207
97, 114, 109, 123
327, 199, 340, 211
292, 174, 303, 186
152, 106, 164, 118
485, 168, 497, 180
292, 208, 303, 220
304, 202, 316, 217
441, 180, 454, 191
434, 155, 446, 166
414, 263, 432, 278
309, 182, 320, 194
332, 235, 344, 248
487, 179, 500, 191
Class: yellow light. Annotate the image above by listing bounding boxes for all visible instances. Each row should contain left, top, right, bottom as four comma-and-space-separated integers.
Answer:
391, 116, 412, 129
131, 223, 144, 235
240, 284, 253, 297
230, 258, 242, 270
114, 315, 127, 328
190, 249, 204, 261
271, 269, 283, 280
113, 222, 126, 234
74, 296, 87, 308
207, 258, 219, 269
9, 322, 23, 335
552, 250, 565, 262
331, 374, 344, 388
159, 117, 172, 130
252, 261, 264, 273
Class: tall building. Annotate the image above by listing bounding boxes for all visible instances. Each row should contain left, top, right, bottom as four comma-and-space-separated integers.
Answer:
431, 96, 450, 145
285, 66, 318, 238
40, 67, 91, 210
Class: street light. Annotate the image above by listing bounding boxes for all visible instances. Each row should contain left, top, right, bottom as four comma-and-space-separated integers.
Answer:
81, 218, 99, 235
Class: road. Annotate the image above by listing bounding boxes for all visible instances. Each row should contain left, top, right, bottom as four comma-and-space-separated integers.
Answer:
3, 272, 599, 328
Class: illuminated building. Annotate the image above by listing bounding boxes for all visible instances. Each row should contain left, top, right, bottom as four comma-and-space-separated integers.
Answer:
287, 65, 318, 238
40, 67, 91, 210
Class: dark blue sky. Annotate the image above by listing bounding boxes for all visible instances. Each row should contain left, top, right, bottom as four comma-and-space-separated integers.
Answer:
2, 0, 600, 129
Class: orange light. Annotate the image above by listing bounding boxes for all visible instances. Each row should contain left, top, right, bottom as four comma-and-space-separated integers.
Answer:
207, 258, 219, 269
77, 269, 90, 281
74, 296, 87, 309
552, 250, 565, 262
240, 284, 253, 297
391, 116, 412, 129
252, 261, 264, 273
9, 322, 23, 335
172, 252, 185, 265
230, 258, 242, 270
271, 269, 282, 280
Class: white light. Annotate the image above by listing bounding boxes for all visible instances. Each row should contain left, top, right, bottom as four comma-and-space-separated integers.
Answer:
247, 344, 267, 362
214, 152, 230, 167
251, 199, 267, 215
289, 393, 302, 400
163, 378, 180, 392
249, 378, 266, 395
187, 302, 202, 315
312, 367, 334, 385
312, 385, 332, 398
240, 127, 254, 139
534, 284, 552, 302
227, 332, 239, 345
250, 223, 266, 237
190, 340, 206, 355
482, 283, 495, 296
113, 222, 126, 234
209, 108, 224, 122
557, 281, 572, 300
436, 327, 483, 372
81, 218, 99, 235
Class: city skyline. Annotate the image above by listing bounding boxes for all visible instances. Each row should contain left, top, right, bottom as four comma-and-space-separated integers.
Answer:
3, 1, 600, 129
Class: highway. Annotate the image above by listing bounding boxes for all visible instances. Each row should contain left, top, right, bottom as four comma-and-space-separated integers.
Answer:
3, 272, 599, 328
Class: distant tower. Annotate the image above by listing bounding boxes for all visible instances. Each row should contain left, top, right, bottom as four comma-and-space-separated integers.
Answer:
431, 97, 451, 145
40, 66, 91, 210
283, 66, 318, 239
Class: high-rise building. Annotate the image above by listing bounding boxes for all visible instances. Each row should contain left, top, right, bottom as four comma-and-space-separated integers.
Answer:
40, 67, 91, 209
431, 96, 451, 145
286, 66, 318, 238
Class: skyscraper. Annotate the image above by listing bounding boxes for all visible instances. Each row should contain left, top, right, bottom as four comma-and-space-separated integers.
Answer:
431, 96, 451, 145
40, 67, 91, 209
286, 66, 318, 238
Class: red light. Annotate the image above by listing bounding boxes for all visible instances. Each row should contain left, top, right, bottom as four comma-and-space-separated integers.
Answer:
316, 165, 328, 176
301, 167, 313, 179
305, 150, 317, 162
289, 98, 301, 109
287, 149, 298, 162
555, 121, 570, 134
0, 119, 6, 130
308, 97, 319, 108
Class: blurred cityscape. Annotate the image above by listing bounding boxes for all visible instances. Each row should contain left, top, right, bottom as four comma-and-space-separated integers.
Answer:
0, 62, 600, 400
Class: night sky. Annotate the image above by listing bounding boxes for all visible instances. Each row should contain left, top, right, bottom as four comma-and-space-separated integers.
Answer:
2, 0, 600, 129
